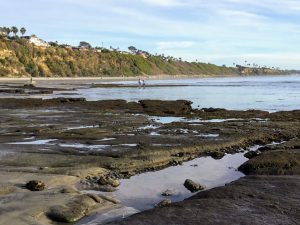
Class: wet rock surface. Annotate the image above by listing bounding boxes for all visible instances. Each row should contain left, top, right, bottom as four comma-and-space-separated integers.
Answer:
108, 140, 300, 225
239, 149, 300, 175
0, 95, 300, 225
47, 194, 99, 223
184, 179, 205, 192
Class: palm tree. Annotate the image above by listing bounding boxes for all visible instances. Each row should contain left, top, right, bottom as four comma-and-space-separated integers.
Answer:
11, 26, 18, 36
20, 27, 26, 36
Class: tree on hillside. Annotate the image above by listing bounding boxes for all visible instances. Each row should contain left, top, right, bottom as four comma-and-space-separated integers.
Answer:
0, 27, 5, 37
20, 27, 26, 36
79, 41, 92, 49
11, 26, 18, 36
128, 46, 137, 54
2, 27, 11, 37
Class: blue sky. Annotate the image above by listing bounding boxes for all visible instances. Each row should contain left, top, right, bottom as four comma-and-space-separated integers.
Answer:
1, 0, 300, 69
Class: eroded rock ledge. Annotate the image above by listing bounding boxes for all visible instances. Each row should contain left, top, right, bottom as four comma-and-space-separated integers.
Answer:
108, 140, 300, 225
0, 98, 300, 225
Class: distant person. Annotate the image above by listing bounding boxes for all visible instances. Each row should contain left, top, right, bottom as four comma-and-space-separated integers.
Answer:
142, 79, 146, 88
138, 78, 142, 87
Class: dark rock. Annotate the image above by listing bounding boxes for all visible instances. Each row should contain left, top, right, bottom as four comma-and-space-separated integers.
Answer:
139, 100, 192, 116
202, 107, 226, 113
244, 151, 260, 159
239, 150, 300, 175
184, 179, 205, 193
55, 97, 86, 103
209, 151, 226, 160
25, 180, 46, 191
156, 199, 172, 207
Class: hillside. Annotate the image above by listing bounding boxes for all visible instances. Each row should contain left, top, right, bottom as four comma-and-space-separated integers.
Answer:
0, 38, 286, 77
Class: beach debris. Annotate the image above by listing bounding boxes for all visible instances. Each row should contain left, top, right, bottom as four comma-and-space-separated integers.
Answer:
25, 180, 46, 191
184, 179, 205, 193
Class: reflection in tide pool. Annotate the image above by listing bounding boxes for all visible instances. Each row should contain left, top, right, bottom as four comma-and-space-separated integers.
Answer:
87, 152, 248, 211
115, 153, 247, 210
80, 152, 248, 224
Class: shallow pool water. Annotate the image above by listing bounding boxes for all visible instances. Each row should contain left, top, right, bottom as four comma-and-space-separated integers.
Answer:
83, 151, 249, 210
80, 151, 250, 224
8, 139, 57, 145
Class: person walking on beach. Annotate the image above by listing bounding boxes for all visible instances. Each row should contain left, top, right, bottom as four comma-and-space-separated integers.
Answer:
142, 79, 146, 88
138, 78, 142, 87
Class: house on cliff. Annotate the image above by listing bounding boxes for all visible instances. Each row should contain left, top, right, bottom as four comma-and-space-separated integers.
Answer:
136, 50, 150, 58
22, 35, 50, 47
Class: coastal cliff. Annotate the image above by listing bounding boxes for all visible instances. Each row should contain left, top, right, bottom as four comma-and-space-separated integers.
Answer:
0, 38, 287, 77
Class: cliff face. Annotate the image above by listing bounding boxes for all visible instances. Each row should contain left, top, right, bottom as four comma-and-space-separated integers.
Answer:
237, 66, 288, 76
0, 38, 238, 77
0, 38, 286, 77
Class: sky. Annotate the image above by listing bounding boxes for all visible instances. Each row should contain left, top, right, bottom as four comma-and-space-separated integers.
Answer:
1, 0, 300, 69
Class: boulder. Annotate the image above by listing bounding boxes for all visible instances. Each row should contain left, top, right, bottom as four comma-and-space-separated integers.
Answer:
25, 180, 46, 191
209, 151, 226, 160
184, 179, 205, 193
156, 199, 172, 207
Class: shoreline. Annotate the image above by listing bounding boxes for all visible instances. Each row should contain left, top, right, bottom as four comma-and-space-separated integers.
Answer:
0, 73, 294, 83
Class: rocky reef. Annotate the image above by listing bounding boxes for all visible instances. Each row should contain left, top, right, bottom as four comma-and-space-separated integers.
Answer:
0, 97, 300, 225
